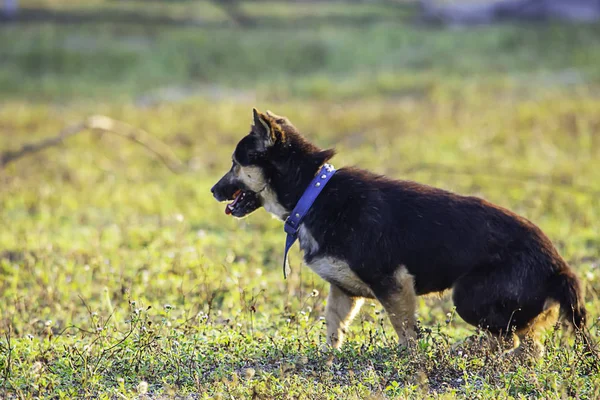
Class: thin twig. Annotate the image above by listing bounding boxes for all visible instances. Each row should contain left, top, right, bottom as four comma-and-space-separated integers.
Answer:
0, 115, 185, 173
2, 118, 598, 196
208, 0, 255, 27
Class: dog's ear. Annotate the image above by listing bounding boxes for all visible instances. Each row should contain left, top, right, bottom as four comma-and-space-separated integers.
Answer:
252, 108, 284, 149
253, 108, 270, 135
265, 110, 290, 125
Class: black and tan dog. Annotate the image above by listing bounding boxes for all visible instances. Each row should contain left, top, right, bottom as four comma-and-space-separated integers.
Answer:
211, 108, 587, 354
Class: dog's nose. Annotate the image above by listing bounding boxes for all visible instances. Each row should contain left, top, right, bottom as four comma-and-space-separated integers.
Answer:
210, 185, 216, 194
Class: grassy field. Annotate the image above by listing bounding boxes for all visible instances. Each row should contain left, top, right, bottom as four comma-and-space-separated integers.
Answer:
1, 0, 600, 398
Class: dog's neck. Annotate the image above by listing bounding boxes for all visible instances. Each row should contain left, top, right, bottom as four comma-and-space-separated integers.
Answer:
269, 161, 329, 220
292, 164, 327, 205
261, 140, 334, 220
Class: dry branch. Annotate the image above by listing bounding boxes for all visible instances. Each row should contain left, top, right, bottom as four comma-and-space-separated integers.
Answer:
2, 116, 598, 197
0, 115, 185, 173
208, 0, 255, 27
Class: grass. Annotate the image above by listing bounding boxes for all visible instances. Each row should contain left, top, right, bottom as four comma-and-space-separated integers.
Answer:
1, 1, 600, 398
3, 1, 600, 101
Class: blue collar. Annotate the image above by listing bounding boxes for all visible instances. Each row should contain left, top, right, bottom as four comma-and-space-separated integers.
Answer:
282, 163, 336, 278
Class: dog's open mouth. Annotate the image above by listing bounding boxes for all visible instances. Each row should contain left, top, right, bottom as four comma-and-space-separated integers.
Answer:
224, 189, 261, 217
225, 189, 244, 215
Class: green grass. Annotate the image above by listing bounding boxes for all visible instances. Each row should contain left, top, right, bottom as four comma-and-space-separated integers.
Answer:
1, 1, 600, 398
3, 1, 600, 101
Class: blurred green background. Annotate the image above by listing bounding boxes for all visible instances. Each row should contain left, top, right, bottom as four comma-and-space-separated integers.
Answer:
1, 0, 599, 398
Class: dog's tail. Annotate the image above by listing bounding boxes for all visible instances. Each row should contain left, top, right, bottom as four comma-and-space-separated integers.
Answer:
551, 269, 587, 332
551, 268, 599, 367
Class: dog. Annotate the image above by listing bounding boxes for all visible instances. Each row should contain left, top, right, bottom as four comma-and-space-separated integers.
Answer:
211, 108, 587, 354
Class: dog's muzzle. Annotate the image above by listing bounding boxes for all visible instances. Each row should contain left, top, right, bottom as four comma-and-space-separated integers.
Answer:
211, 176, 262, 218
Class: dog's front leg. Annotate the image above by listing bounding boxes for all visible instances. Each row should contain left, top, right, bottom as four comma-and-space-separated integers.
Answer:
325, 284, 364, 349
377, 266, 417, 347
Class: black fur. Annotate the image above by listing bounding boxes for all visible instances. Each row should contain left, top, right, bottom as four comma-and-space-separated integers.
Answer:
212, 109, 587, 336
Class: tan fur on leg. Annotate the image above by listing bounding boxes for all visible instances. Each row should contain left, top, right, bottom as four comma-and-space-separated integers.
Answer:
378, 266, 417, 346
325, 285, 364, 349
486, 332, 519, 353
515, 303, 560, 358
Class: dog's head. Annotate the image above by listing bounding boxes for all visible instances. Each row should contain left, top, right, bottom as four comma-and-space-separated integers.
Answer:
211, 108, 334, 219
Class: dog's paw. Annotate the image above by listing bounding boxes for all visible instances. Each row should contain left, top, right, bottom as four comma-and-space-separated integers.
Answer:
397, 329, 417, 349
319, 343, 332, 353
318, 343, 336, 366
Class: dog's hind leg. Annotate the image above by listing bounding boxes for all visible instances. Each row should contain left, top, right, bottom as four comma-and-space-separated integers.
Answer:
484, 331, 519, 353
376, 266, 417, 347
325, 284, 364, 349
453, 261, 560, 358
514, 302, 560, 358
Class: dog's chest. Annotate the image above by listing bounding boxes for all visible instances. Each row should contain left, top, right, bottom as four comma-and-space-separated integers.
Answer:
298, 225, 373, 298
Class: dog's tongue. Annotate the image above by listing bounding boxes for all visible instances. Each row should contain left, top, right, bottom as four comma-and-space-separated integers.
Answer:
225, 190, 242, 215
